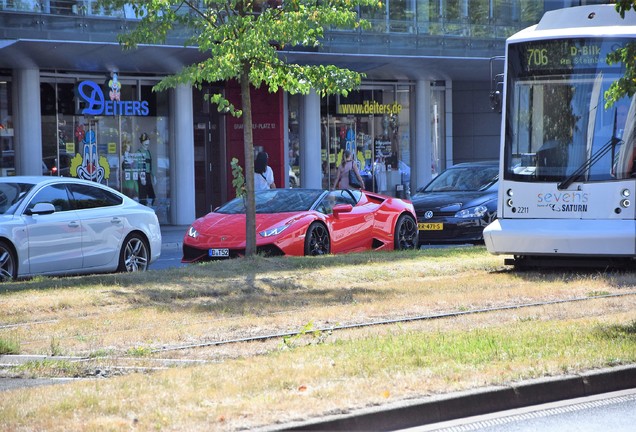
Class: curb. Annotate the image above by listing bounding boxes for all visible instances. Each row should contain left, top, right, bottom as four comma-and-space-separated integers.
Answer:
270, 364, 636, 431
160, 225, 187, 252
161, 241, 182, 251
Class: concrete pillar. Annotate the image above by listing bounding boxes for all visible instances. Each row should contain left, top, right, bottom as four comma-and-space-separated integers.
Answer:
301, 90, 322, 189
445, 80, 454, 167
170, 84, 196, 225
282, 93, 289, 188
414, 80, 432, 190
13, 68, 42, 176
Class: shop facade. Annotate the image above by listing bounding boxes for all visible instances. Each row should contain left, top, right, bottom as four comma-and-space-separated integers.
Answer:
1, 72, 174, 222
0, 68, 452, 223
288, 80, 449, 198
1, 67, 198, 225
1, 66, 451, 226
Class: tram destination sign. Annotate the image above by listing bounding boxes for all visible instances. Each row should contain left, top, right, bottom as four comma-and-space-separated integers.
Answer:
515, 38, 628, 73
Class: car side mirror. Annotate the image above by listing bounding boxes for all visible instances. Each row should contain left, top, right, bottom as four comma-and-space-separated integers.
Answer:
25, 202, 56, 216
332, 204, 353, 217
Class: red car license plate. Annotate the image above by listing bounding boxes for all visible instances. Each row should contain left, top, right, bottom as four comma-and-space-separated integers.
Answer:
209, 248, 230, 258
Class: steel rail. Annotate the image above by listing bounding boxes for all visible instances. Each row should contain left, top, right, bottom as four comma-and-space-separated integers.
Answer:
151, 290, 636, 353
0, 319, 58, 330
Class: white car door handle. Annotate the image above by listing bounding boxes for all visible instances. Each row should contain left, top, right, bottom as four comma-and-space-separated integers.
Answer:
111, 217, 122, 224
68, 221, 80, 228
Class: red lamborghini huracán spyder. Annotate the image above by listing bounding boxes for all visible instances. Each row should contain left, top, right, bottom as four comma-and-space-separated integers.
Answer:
182, 188, 418, 261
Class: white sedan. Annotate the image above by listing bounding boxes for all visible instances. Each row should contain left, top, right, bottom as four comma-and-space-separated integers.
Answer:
0, 176, 162, 281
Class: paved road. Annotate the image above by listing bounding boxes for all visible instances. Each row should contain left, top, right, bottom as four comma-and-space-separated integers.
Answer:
407, 388, 636, 432
151, 225, 188, 270
151, 242, 186, 270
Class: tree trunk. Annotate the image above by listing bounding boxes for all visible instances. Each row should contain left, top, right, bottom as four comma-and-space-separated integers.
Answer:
240, 66, 256, 256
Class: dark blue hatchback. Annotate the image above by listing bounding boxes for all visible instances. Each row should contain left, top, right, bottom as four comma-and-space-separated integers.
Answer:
411, 161, 498, 245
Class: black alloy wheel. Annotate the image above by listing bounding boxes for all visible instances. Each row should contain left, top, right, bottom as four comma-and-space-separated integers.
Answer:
118, 233, 150, 272
304, 222, 331, 256
394, 214, 418, 250
0, 240, 16, 281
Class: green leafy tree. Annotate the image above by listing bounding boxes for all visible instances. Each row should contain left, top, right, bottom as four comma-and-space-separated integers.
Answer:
615, 0, 636, 16
605, 1, 636, 108
101, 0, 377, 256
230, 157, 245, 199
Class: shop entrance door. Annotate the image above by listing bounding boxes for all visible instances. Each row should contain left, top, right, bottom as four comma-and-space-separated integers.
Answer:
193, 86, 226, 218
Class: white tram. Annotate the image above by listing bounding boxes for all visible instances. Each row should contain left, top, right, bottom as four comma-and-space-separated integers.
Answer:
483, 5, 636, 267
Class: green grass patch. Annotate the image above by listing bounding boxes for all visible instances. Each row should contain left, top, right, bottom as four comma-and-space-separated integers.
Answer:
15, 359, 86, 378
0, 336, 20, 354
126, 346, 154, 357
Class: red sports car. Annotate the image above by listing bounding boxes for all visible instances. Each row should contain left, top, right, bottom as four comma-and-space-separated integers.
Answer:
182, 188, 418, 261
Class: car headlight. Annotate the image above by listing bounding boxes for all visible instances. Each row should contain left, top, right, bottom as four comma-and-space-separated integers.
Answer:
259, 224, 290, 238
455, 205, 488, 218
187, 226, 199, 238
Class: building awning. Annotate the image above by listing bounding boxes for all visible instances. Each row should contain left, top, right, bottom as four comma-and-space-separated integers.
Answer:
0, 39, 499, 82
278, 50, 499, 82
0, 39, 208, 75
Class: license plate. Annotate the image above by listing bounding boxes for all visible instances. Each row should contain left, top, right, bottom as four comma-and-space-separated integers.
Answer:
209, 248, 230, 257
418, 223, 443, 231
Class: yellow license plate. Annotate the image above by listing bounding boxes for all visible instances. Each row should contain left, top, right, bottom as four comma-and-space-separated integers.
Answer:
418, 223, 443, 231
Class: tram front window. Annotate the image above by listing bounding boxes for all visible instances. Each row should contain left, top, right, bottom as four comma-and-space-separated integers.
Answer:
505, 39, 636, 184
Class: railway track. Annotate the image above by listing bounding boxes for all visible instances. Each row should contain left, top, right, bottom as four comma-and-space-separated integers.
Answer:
151, 290, 636, 353
2, 289, 636, 397
5, 290, 634, 358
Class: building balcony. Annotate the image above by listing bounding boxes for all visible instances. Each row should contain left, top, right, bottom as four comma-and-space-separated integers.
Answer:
0, 6, 529, 61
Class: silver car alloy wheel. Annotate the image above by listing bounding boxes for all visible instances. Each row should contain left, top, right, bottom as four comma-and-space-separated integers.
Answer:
0, 241, 15, 281
123, 235, 149, 272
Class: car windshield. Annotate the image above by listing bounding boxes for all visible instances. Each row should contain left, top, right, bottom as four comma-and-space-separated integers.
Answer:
0, 182, 34, 215
315, 189, 360, 214
216, 189, 325, 214
421, 166, 498, 193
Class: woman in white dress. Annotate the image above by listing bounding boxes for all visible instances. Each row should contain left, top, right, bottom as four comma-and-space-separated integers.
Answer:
254, 151, 276, 190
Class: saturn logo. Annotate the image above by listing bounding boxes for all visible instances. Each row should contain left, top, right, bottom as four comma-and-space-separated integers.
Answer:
424, 211, 434, 219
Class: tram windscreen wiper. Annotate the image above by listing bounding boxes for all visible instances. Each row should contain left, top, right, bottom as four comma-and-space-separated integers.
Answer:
557, 137, 622, 190
558, 110, 620, 190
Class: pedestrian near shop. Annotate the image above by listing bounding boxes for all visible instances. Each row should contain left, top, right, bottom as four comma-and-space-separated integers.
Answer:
333, 149, 364, 190
255, 151, 276, 190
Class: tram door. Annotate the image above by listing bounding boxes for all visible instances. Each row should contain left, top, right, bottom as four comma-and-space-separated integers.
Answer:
193, 86, 226, 217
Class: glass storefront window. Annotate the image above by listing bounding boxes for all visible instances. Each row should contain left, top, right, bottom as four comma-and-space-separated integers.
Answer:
0, 79, 13, 176
40, 78, 172, 224
288, 94, 301, 187
320, 83, 412, 196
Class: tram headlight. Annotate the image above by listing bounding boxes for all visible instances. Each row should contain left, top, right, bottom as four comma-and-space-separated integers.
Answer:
622, 189, 631, 198
506, 189, 514, 197
506, 198, 513, 207
621, 199, 631, 208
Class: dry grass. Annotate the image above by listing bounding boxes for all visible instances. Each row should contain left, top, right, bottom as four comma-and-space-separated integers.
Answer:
1, 247, 636, 430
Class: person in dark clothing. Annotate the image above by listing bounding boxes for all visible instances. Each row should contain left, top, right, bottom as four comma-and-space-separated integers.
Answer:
137, 132, 156, 206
